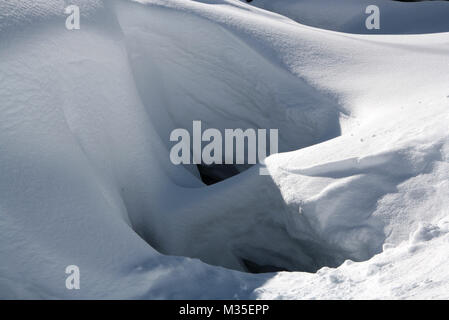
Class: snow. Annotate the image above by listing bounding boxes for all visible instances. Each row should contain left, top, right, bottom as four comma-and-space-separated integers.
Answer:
257, 219, 449, 299
0, 0, 449, 299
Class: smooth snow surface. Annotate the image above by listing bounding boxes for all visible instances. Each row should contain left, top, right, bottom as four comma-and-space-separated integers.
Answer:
1, 0, 449, 299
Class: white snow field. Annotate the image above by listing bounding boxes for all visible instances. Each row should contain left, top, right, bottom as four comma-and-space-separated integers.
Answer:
0, 0, 449, 299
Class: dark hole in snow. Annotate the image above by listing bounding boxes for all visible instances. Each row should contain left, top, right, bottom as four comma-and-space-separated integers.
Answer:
241, 258, 289, 274
197, 164, 242, 185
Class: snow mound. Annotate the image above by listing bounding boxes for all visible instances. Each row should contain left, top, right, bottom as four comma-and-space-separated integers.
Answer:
0, 0, 449, 299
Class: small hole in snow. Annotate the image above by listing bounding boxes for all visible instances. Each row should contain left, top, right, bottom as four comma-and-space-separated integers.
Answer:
241, 258, 289, 274
197, 164, 242, 185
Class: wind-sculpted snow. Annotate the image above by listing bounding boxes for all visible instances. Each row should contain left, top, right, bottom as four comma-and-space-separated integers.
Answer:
0, 0, 449, 299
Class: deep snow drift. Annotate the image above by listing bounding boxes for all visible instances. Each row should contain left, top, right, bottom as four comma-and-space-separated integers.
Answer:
0, 0, 449, 299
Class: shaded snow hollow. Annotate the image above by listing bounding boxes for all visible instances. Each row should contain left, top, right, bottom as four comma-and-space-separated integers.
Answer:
0, 0, 449, 299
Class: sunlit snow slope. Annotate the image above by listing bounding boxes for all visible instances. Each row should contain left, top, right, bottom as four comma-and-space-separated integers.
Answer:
0, 0, 449, 299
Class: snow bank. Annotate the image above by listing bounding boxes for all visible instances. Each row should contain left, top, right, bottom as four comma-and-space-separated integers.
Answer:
257, 219, 449, 299
0, 0, 448, 299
